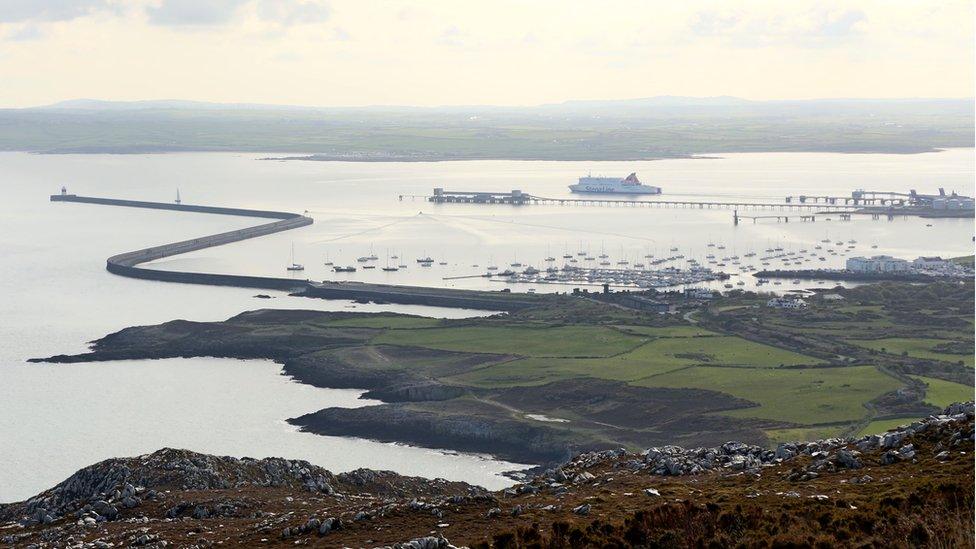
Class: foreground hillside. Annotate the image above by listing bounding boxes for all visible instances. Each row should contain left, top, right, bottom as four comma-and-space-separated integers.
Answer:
2, 403, 972, 548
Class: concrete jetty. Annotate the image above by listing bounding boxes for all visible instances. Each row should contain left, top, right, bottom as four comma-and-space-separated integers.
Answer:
50, 193, 544, 310
301, 281, 540, 311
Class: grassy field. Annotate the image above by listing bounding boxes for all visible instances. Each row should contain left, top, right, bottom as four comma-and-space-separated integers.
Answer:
634, 365, 902, 425
614, 326, 719, 338
910, 375, 974, 408
634, 336, 818, 368
850, 338, 974, 368
451, 354, 688, 388
446, 330, 821, 388
373, 325, 645, 357
857, 417, 920, 436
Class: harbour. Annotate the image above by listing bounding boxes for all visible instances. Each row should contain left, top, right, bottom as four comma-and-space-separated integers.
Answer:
5, 149, 973, 503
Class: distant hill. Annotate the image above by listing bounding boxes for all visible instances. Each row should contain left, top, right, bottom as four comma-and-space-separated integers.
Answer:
1, 96, 971, 158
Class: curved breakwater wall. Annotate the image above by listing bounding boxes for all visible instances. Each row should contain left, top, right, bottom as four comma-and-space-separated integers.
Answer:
52, 194, 314, 291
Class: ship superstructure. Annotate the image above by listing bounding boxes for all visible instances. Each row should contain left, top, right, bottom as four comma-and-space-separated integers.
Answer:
569, 173, 661, 195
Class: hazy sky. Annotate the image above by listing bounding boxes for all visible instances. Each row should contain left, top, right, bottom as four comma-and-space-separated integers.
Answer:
0, 0, 972, 107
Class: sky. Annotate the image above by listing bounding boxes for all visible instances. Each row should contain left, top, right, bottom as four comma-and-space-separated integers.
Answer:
0, 0, 973, 108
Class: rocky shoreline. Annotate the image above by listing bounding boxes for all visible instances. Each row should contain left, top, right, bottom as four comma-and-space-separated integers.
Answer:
2, 403, 972, 547
29, 309, 770, 467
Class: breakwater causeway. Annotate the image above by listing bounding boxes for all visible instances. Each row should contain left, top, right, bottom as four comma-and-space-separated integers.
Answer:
52, 193, 315, 291
50, 194, 541, 310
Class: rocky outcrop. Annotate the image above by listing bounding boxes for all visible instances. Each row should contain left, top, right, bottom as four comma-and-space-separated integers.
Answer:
0, 448, 483, 527
290, 402, 587, 464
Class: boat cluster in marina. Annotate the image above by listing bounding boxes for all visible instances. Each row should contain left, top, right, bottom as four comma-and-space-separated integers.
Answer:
296, 233, 887, 292
491, 264, 727, 288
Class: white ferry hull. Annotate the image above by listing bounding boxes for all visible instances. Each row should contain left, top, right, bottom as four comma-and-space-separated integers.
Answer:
568, 184, 661, 195
569, 173, 662, 195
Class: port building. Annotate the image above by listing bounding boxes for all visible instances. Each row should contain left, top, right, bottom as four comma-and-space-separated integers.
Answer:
846, 255, 910, 273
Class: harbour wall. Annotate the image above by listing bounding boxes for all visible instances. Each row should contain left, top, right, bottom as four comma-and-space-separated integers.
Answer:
301, 282, 540, 311
754, 269, 935, 283
53, 193, 315, 291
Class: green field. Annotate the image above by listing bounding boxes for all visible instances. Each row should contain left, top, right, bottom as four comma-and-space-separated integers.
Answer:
857, 417, 920, 436
448, 331, 821, 388
635, 365, 903, 425
452, 354, 687, 388
614, 326, 719, 338
850, 338, 974, 368
634, 336, 818, 368
910, 375, 974, 408
374, 325, 645, 357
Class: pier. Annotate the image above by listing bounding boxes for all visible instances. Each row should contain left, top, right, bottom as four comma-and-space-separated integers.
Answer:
50, 193, 544, 310
785, 191, 909, 207
416, 188, 860, 212
409, 188, 973, 219
734, 211, 818, 225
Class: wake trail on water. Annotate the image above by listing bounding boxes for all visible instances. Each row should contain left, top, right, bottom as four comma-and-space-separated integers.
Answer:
304, 213, 423, 244
420, 212, 662, 244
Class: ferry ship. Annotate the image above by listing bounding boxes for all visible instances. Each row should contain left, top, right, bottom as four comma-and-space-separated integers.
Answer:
569, 173, 662, 195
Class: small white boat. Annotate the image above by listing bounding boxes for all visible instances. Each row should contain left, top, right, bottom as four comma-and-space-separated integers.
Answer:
286, 244, 304, 271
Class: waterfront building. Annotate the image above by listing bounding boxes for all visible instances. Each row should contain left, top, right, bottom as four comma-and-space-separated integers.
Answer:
912, 256, 948, 269
767, 297, 807, 309
685, 288, 715, 300
846, 255, 910, 273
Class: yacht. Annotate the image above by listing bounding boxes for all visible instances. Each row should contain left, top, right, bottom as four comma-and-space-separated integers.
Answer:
286, 244, 304, 271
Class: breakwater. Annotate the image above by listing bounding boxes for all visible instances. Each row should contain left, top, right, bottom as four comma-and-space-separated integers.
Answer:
50, 193, 544, 310
301, 281, 540, 311
51, 193, 315, 291
753, 269, 935, 282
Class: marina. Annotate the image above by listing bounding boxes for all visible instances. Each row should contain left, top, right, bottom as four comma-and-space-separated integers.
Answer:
487, 265, 728, 289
